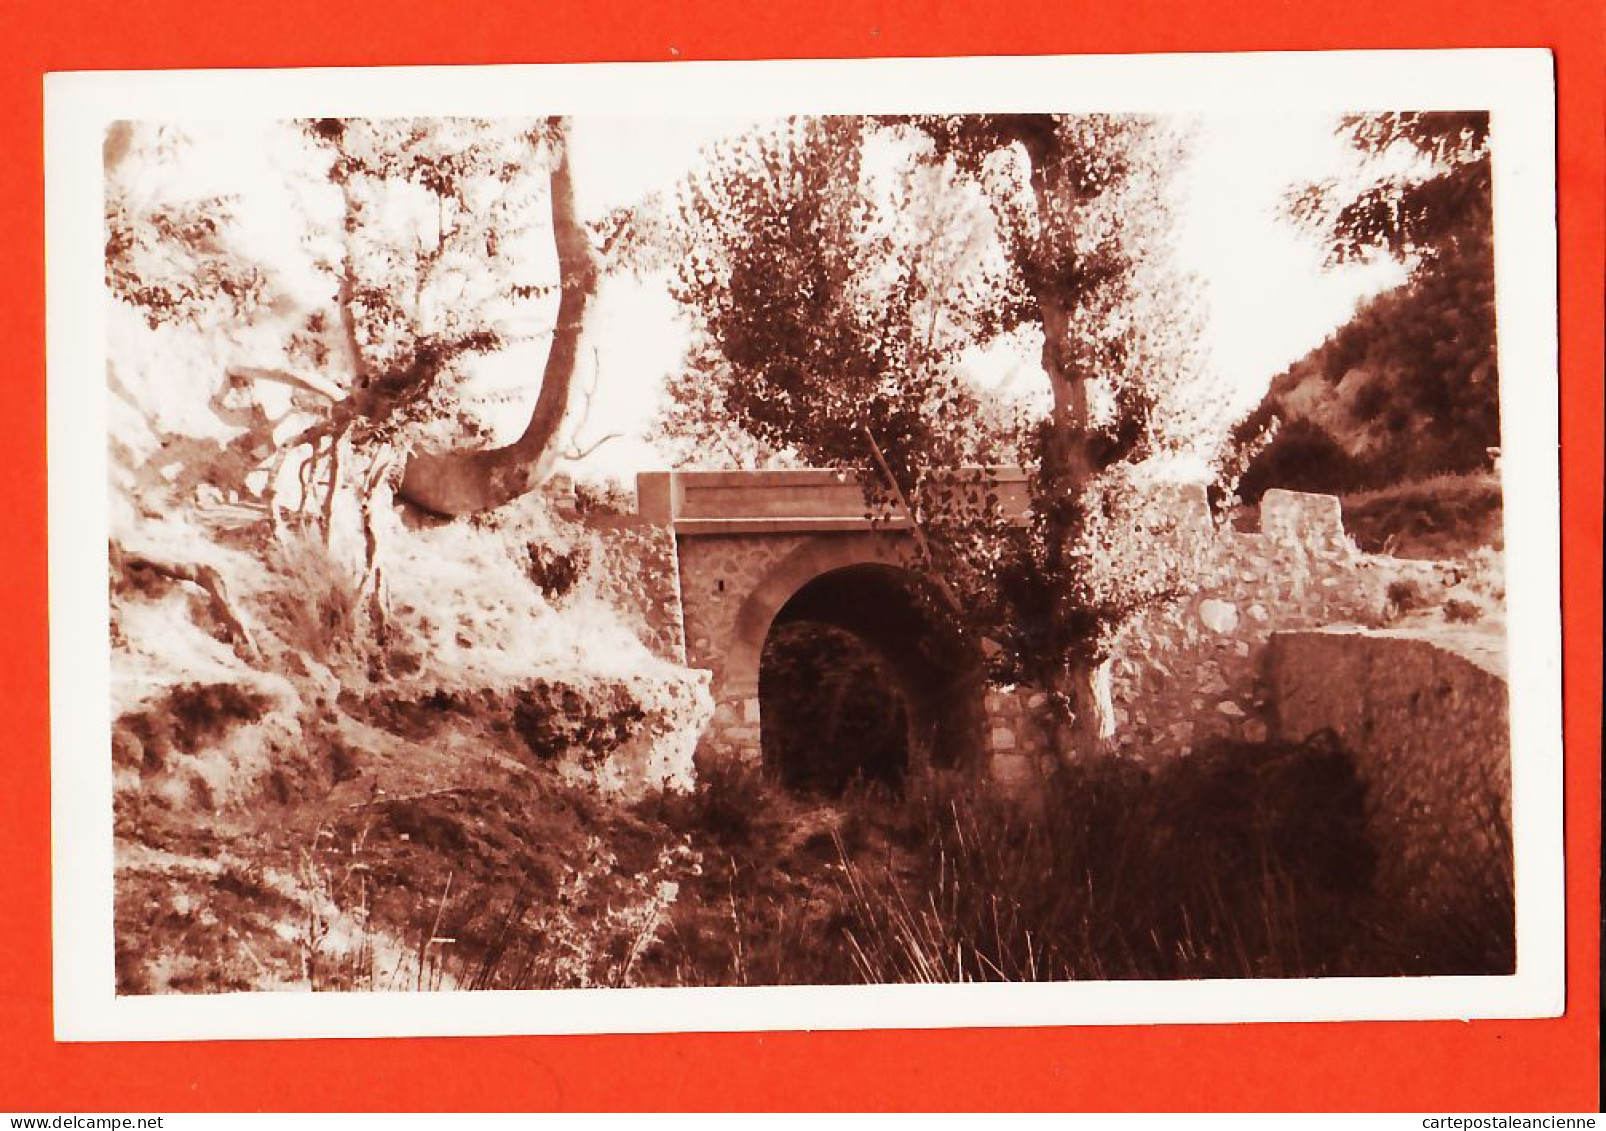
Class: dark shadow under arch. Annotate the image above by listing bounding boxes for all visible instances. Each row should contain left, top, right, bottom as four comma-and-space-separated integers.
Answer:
758, 562, 984, 792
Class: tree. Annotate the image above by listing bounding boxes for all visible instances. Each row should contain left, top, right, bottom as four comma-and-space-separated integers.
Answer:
104, 122, 274, 335
387, 118, 604, 515
662, 114, 1216, 751
277, 116, 601, 531
1286, 112, 1491, 267
663, 119, 1013, 477
107, 116, 611, 633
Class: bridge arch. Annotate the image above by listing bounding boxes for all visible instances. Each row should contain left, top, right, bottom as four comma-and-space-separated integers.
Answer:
721, 531, 905, 701
641, 469, 1022, 774
719, 534, 984, 783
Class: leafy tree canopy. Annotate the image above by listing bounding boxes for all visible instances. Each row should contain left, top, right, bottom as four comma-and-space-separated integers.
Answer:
1287, 111, 1491, 267
659, 114, 1224, 742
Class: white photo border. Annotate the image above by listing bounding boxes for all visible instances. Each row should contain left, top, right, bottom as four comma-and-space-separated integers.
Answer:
45, 49, 1564, 1042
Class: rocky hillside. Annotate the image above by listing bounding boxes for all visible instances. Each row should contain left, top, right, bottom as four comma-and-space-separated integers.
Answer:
1236, 232, 1499, 502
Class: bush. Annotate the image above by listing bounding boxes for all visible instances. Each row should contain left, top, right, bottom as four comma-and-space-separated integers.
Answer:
1341, 474, 1503, 559
760, 622, 909, 795
657, 757, 770, 848
525, 540, 588, 601
1237, 419, 1369, 503
119, 682, 273, 772
253, 535, 366, 672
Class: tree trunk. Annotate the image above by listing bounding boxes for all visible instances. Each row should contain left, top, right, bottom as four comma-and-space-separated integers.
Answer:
1056, 654, 1116, 758
397, 117, 600, 516
1013, 123, 1119, 756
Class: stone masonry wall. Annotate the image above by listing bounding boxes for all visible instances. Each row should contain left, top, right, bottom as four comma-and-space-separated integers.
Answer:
983, 685, 1059, 787
584, 514, 689, 665
1265, 629, 1511, 909
622, 483, 1490, 815
675, 532, 816, 764
983, 488, 1467, 781
622, 477, 1509, 915
1106, 487, 1452, 760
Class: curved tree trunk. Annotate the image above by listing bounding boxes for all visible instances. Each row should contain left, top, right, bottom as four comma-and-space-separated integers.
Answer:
397, 118, 600, 516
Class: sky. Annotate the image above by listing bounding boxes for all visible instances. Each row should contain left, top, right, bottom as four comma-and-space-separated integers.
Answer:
135, 114, 1406, 487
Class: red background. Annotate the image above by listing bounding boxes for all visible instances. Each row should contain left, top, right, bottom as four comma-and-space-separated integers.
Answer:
1, 0, 1599, 1112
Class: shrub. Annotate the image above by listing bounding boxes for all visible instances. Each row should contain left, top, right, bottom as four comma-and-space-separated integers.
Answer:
573, 479, 636, 517
760, 622, 909, 795
119, 682, 274, 771
1342, 474, 1503, 559
658, 757, 770, 848
1237, 419, 1369, 503
509, 680, 647, 767
253, 535, 365, 671
525, 540, 588, 601
1443, 598, 1483, 623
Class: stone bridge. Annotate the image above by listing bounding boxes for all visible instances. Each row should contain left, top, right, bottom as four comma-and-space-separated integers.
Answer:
637, 468, 1032, 775
627, 465, 1511, 910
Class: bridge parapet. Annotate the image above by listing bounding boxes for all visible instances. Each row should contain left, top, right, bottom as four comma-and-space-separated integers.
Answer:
638, 467, 1032, 535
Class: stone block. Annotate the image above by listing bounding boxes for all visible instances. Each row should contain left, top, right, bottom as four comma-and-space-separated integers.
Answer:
1260, 489, 1346, 548
990, 752, 1034, 786
990, 726, 1017, 751
1198, 598, 1239, 634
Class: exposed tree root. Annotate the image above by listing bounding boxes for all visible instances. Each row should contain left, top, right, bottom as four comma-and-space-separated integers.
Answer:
112, 543, 262, 661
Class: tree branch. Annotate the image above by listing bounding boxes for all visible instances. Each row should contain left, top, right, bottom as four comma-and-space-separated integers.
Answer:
561, 349, 623, 462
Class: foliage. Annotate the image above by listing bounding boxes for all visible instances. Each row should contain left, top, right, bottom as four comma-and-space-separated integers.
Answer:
105, 115, 586, 589
650, 731, 1512, 986
1244, 112, 1499, 500
833, 732, 1507, 982
1238, 229, 1498, 495
524, 539, 588, 601
659, 114, 1224, 736
1287, 112, 1491, 267
103, 123, 276, 335
1235, 417, 1369, 502
659, 118, 1016, 477
1340, 473, 1504, 558
268, 119, 563, 509
105, 200, 271, 332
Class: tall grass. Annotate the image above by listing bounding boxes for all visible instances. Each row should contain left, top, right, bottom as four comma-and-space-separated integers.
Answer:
816, 734, 1512, 983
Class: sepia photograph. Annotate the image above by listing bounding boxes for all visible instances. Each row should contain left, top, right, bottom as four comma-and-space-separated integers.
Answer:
45, 51, 1563, 1039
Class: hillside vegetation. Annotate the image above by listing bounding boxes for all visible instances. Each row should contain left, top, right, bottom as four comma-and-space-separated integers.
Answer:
1232, 230, 1501, 558
1240, 232, 1497, 493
